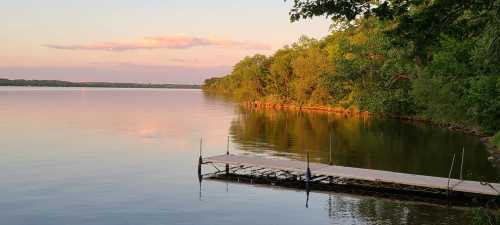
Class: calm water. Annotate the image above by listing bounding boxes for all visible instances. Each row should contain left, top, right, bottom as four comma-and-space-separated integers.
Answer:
1, 87, 498, 225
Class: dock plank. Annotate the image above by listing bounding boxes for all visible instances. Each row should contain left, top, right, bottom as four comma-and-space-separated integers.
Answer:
204, 154, 500, 196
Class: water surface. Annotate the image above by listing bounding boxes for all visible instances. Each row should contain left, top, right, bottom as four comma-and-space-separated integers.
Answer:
0, 87, 498, 225
227, 107, 499, 181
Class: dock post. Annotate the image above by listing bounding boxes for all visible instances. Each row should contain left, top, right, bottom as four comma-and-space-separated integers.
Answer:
198, 138, 203, 201
305, 152, 311, 208
329, 134, 332, 165
447, 153, 456, 198
225, 136, 230, 175
306, 152, 312, 185
329, 134, 334, 184
226, 136, 230, 155
460, 147, 465, 180
305, 187, 310, 208
198, 137, 203, 182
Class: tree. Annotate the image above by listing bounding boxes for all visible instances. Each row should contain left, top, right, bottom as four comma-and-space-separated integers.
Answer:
229, 55, 271, 101
202, 1, 500, 133
268, 48, 296, 102
291, 46, 332, 105
288, 0, 498, 65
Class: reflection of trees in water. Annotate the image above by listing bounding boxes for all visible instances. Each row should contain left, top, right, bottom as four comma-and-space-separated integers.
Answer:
324, 194, 468, 225
230, 107, 367, 157
229, 107, 499, 181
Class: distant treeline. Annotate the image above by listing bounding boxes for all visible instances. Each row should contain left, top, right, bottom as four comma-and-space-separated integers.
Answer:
203, 1, 500, 134
0, 78, 201, 89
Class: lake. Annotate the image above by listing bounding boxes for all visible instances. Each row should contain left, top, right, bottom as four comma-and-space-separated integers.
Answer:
1, 87, 498, 225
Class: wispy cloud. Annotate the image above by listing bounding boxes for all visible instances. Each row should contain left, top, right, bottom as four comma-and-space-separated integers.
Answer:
45, 35, 271, 52
168, 58, 200, 63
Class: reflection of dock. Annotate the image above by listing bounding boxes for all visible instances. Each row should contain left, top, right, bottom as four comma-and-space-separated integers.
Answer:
201, 154, 500, 200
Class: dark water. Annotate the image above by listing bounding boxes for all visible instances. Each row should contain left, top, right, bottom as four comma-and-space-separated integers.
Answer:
228, 107, 499, 181
0, 87, 498, 225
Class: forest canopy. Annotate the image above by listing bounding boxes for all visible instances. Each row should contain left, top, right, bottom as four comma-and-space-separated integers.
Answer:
203, 0, 500, 133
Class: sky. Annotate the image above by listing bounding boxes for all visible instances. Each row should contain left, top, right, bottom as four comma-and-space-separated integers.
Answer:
1, 0, 332, 84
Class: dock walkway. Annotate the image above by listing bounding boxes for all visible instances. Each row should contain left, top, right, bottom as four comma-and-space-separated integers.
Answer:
204, 154, 500, 197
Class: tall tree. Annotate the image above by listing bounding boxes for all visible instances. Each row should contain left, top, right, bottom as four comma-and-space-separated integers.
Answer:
288, 0, 498, 65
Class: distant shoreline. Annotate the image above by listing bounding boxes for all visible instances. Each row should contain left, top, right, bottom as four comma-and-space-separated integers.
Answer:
0, 78, 201, 89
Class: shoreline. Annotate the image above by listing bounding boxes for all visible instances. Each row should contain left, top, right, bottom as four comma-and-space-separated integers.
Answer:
0, 78, 201, 89
245, 100, 484, 135
244, 100, 500, 169
0, 85, 201, 90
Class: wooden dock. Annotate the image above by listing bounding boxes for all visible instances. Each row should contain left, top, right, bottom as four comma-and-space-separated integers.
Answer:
202, 154, 500, 197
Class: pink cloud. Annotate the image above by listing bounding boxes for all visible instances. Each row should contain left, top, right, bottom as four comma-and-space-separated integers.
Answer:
45, 35, 271, 52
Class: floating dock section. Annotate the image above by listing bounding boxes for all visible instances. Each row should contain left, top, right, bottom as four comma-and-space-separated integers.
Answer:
201, 154, 500, 201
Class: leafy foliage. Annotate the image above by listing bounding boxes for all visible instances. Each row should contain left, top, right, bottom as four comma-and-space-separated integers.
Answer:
203, 0, 500, 133
493, 131, 500, 149
289, 0, 498, 65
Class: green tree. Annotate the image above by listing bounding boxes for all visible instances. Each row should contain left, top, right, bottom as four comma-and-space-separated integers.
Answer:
288, 0, 498, 65
202, 1, 500, 134
268, 48, 296, 102
229, 54, 271, 101
291, 45, 332, 105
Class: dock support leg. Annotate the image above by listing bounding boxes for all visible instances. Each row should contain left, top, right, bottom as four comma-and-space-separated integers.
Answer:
197, 137, 203, 182
460, 148, 464, 180
305, 153, 312, 188
198, 155, 202, 181
447, 153, 456, 199
329, 133, 333, 165
225, 136, 230, 175
305, 153, 311, 208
